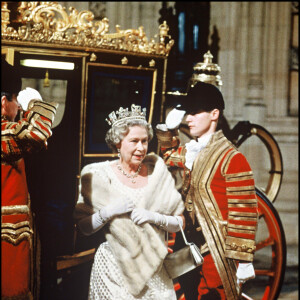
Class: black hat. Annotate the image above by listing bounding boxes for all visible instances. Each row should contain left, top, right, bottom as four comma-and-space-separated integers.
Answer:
1, 57, 22, 96
177, 82, 225, 113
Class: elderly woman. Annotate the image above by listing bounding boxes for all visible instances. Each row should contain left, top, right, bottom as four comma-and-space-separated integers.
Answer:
74, 104, 185, 300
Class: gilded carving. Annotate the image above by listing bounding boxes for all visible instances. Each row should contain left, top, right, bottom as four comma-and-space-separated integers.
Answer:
149, 59, 155, 67
190, 51, 223, 87
121, 57, 128, 65
1, 2, 174, 56
1, 204, 29, 215
90, 53, 97, 61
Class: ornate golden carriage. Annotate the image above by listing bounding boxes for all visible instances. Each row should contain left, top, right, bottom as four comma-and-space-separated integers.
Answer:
1, 2, 286, 300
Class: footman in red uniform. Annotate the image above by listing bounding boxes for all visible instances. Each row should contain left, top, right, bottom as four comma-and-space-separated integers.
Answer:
1, 58, 58, 299
156, 82, 258, 300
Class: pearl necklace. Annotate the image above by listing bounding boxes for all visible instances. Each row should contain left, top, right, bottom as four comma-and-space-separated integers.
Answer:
117, 163, 142, 183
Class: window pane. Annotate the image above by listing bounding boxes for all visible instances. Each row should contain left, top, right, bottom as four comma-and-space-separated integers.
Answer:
21, 78, 67, 128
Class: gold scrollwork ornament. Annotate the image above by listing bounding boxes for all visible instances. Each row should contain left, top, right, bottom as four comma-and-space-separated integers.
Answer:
1, 2, 174, 56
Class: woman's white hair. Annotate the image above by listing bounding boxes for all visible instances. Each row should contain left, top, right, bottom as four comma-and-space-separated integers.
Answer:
105, 119, 153, 152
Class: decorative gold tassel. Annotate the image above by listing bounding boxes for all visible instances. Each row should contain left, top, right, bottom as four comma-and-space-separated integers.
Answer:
43, 70, 50, 87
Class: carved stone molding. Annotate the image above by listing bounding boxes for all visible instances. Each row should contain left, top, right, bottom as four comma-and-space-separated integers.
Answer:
1, 2, 174, 56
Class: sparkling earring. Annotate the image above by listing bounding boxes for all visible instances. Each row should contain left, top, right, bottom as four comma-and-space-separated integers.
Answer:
117, 149, 121, 158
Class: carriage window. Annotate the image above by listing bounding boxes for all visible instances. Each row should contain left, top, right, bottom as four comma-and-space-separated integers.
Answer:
21, 77, 67, 128
84, 63, 157, 156
19, 57, 76, 128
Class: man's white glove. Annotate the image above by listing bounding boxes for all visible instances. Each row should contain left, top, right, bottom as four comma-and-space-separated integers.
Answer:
100, 198, 134, 221
165, 107, 186, 130
236, 263, 255, 285
17, 87, 43, 111
131, 208, 183, 232
156, 124, 168, 131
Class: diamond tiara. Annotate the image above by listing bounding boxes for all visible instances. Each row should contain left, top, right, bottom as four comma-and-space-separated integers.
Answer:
105, 104, 147, 127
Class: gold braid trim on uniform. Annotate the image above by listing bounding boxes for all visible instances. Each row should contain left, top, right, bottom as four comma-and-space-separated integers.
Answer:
2, 205, 30, 215
228, 211, 257, 223
228, 223, 257, 231
225, 249, 254, 261
221, 146, 238, 175
227, 185, 256, 192
191, 131, 240, 300
228, 203, 258, 208
2, 203, 33, 245
228, 216, 257, 222
227, 227, 256, 235
225, 171, 254, 182
2, 221, 33, 245
2, 221, 31, 229
29, 101, 58, 123
2, 232, 32, 245
228, 199, 257, 204
229, 211, 257, 217
227, 191, 256, 196
181, 166, 191, 195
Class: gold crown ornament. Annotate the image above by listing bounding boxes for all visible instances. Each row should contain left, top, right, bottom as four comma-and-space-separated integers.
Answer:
106, 104, 147, 127
190, 51, 222, 88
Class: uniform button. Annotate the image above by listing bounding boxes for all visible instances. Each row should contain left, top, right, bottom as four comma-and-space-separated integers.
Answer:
187, 206, 193, 212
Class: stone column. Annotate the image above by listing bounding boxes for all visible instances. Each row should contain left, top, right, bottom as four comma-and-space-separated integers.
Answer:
263, 2, 291, 118
240, 3, 267, 187
243, 2, 266, 124
209, 2, 242, 121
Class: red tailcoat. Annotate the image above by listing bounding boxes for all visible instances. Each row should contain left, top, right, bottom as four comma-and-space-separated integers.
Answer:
1, 100, 57, 299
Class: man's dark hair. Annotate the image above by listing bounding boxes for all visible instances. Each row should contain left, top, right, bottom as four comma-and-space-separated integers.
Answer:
1, 57, 22, 101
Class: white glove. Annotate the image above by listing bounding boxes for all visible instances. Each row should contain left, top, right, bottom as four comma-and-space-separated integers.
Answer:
156, 124, 168, 131
236, 263, 255, 285
17, 87, 43, 110
101, 198, 134, 221
77, 212, 106, 236
165, 108, 186, 130
131, 208, 156, 225
131, 208, 183, 232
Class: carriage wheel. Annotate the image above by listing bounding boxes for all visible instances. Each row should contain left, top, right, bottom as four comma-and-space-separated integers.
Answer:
241, 188, 286, 300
